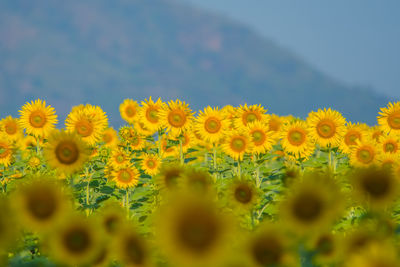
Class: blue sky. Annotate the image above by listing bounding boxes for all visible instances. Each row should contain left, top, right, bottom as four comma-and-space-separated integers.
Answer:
180, 0, 400, 98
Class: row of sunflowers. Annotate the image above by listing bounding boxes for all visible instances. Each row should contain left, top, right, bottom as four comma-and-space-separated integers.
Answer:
0, 98, 400, 266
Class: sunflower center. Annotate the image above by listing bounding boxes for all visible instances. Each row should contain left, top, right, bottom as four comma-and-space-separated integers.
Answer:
268, 119, 280, 132
316, 235, 334, 255
356, 147, 375, 164
0, 144, 10, 159
29, 111, 47, 128
5, 122, 17, 135
361, 172, 391, 199
204, 117, 221, 134
388, 112, 400, 129
27, 190, 57, 220
125, 236, 146, 264
102, 133, 112, 143
131, 137, 140, 146
316, 120, 336, 138
234, 185, 252, 204
384, 142, 397, 153
168, 110, 187, 128
230, 137, 246, 153
146, 107, 159, 123
118, 169, 133, 183
252, 130, 266, 146
125, 106, 136, 118
292, 193, 323, 222
164, 170, 181, 188
243, 112, 259, 125
55, 141, 79, 165
177, 209, 218, 253
146, 159, 156, 169
75, 120, 94, 137
252, 236, 283, 266
116, 154, 125, 163
344, 131, 361, 146
104, 215, 120, 234
288, 129, 306, 146
63, 227, 92, 254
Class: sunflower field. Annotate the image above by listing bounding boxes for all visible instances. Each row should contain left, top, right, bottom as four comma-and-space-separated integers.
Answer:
1, 98, 400, 267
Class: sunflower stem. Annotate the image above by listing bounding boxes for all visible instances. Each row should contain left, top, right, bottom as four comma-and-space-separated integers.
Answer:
237, 159, 241, 177
213, 145, 217, 182
254, 155, 261, 188
126, 188, 130, 219
157, 130, 163, 158
85, 171, 92, 216
179, 138, 184, 165
35, 136, 41, 156
204, 151, 208, 167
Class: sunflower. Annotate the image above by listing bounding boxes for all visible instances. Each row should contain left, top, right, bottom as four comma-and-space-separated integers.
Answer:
195, 106, 227, 144
113, 224, 151, 267
378, 133, 400, 154
155, 164, 185, 191
377, 102, 400, 134
140, 153, 161, 176
222, 130, 253, 161
179, 167, 214, 196
101, 128, 119, 148
138, 97, 166, 133
377, 153, 399, 170
244, 223, 297, 267
27, 155, 42, 170
0, 137, 13, 167
172, 131, 195, 157
349, 139, 379, 167
245, 121, 273, 155
48, 214, 103, 266
17, 135, 37, 151
160, 136, 177, 158
112, 165, 139, 189
339, 122, 368, 154
350, 166, 400, 209
65, 104, 108, 145
266, 114, 287, 140
234, 104, 267, 130
280, 120, 315, 160
44, 130, 90, 175
309, 232, 340, 266
0, 116, 22, 141
119, 99, 140, 124
109, 147, 130, 169
155, 194, 230, 266
280, 171, 344, 234
97, 201, 127, 236
227, 177, 259, 213
133, 120, 153, 137
11, 176, 71, 231
369, 125, 384, 142
159, 99, 194, 136
307, 108, 346, 148
18, 99, 58, 138
346, 242, 400, 267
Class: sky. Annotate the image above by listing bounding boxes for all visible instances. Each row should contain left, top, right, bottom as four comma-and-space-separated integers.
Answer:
180, 0, 400, 98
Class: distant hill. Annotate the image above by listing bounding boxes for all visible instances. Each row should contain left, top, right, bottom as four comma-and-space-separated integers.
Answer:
0, 0, 393, 125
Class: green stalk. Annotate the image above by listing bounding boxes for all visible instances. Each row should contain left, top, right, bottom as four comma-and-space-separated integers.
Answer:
126, 188, 130, 219
179, 138, 184, 165
85, 174, 91, 216
213, 146, 217, 182
157, 130, 162, 158
237, 159, 241, 177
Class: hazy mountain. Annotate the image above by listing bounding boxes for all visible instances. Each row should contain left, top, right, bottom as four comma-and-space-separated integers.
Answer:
0, 0, 393, 125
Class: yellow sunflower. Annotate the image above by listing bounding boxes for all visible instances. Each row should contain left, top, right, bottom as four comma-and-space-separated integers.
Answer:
245, 121, 273, 155
48, 214, 103, 266
18, 99, 58, 138
377, 153, 399, 169
109, 147, 130, 169
350, 166, 400, 209
112, 165, 139, 189
0, 116, 23, 141
222, 130, 253, 161
44, 130, 90, 175
159, 99, 194, 136
280, 120, 315, 160
11, 176, 71, 231
369, 125, 384, 142
17, 135, 37, 151
195, 106, 227, 144
133, 120, 153, 136
97, 201, 127, 236
280, 171, 344, 234
179, 167, 214, 196
339, 122, 368, 154
227, 177, 259, 213
172, 131, 195, 157
140, 153, 161, 176
65, 105, 108, 145
266, 114, 287, 140
138, 97, 166, 133
119, 99, 140, 124
377, 102, 400, 134
155, 194, 231, 266
349, 139, 379, 167
0, 137, 13, 167
307, 108, 346, 148
155, 164, 185, 191
378, 133, 400, 155
346, 242, 400, 267
101, 128, 118, 148
160, 135, 177, 158
234, 104, 267, 130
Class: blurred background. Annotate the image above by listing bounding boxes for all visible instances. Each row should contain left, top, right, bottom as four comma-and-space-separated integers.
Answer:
0, 0, 398, 125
